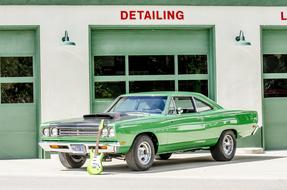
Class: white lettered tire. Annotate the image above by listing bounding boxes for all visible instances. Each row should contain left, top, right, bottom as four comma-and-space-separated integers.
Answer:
210, 130, 236, 161
126, 135, 155, 171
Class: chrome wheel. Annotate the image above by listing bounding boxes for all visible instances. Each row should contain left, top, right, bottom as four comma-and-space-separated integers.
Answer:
137, 141, 152, 165
126, 135, 155, 171
222, 134, 234, 156
70, 155, 85, 162
210, 131, 236, 161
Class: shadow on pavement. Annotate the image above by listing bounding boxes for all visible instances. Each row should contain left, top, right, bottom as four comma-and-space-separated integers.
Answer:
61, 154, 284, 174
144, 155, 284, 174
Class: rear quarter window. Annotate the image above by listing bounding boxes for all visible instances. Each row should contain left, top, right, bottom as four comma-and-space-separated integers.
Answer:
194, 98, 213, 112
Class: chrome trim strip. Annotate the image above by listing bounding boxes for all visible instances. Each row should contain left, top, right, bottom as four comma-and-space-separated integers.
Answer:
251, 125, 262, 135
39, 141, 120, 154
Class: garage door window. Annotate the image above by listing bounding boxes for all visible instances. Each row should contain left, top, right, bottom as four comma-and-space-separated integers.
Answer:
94, 54, 208, 97
129, 81, 175, 93
178, 55, 207, 74
178, 80, 208, 96
95, 81, 125, 98
263, 54, 287, 97
129, 55, 174, 75
263, 54, 287, 73
0, 56, 34, 104
94, 56, 125, 76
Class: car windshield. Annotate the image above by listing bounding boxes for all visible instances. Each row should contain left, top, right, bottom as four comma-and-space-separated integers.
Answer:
110, 96, 167, 114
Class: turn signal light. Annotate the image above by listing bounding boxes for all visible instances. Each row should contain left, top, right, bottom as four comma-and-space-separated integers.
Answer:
50, 145, 59, 149
99, 146, 107, 150
49, 145, 68, 149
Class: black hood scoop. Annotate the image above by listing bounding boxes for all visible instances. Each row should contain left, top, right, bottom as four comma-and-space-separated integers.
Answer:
83, 113, 127, 120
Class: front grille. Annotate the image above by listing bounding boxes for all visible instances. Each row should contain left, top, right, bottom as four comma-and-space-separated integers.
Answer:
58, 127, 98, 136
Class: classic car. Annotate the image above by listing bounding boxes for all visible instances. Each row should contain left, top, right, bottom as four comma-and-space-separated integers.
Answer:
39, 91, 260, 171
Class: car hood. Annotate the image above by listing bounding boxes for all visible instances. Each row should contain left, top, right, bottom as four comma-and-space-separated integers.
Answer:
43, 112, 158, 128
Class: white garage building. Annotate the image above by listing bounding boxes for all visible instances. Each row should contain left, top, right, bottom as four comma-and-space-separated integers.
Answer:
0, 1, 286, 159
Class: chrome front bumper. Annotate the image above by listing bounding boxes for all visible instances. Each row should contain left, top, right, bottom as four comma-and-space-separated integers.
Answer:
39, 141, 120, 155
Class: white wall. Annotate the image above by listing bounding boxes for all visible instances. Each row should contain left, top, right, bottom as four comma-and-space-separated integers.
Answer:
0, 6, 286, 123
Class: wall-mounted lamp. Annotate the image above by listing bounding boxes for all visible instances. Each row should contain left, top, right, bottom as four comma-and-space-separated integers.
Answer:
61, 30, 76, 46
235, 30, 251, 46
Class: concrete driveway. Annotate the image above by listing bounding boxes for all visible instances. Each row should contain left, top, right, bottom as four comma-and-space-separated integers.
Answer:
0, 150, 287, 190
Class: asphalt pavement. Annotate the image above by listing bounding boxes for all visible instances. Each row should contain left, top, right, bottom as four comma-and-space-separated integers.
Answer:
0, 150, 287, 190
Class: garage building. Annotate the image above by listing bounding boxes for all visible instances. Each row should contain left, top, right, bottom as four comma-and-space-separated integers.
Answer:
0, 1, 286, 159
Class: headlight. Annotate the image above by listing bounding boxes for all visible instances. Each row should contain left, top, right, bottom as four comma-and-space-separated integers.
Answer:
108, 128, 115, 137
102, 128, 108, 137
43, 128, 50, 137
51, 128, 58, 136
101, 127, 115, 137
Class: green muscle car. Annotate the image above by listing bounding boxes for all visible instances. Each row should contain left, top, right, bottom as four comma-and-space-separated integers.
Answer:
39, 91, 260, 171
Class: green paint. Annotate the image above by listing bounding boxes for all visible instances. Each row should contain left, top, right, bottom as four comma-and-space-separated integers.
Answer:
237, 130, 262, 148
89, 28, 93, 114
263, 98, 287, 150
94, 75, 209, 82
263, 29, 287, 54
208, 27, 216, 100
90, 27, 214, 113
260, 28, 265, 150
0, 30, 35, 56
262, 28, 287, 150
0, 0, 287, 6
92, 29, 209, 55
41, 92, 258, 155
93, 100, 114, 113
0, 77, 34, 83
0, 28, 40, 159
35, 26, 42, 159
0, 104, 37, 158
263, 73, 287, 79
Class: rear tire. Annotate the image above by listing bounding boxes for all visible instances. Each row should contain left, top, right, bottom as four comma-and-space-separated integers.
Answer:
210, 131, 236, 161
126, 135, 155, 171
59, 153, 86, 168
156, 153, 172, 160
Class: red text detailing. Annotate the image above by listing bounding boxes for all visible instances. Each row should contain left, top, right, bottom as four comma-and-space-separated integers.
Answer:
120, 10, 184, 20
281, 11, 287, 20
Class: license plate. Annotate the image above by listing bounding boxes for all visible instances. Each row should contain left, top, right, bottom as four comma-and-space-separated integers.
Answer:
71, 144, 86, 154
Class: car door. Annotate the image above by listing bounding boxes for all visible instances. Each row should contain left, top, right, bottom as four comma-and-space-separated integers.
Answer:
165, 96, 206, 152
193, 97, 220, 144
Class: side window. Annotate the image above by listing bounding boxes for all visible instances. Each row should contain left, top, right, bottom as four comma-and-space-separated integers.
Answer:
194, 98, 212, 112
174, 97, 195, 114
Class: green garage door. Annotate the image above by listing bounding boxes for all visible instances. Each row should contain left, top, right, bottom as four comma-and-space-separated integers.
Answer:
0, 30, 38, 159
262, 29, 287, 150
91, 28, 214, 113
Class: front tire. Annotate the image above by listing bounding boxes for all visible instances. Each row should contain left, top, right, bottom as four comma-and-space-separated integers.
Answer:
126, 135, 155, 171
210, 131, 236, 161
59, 153, 86, 168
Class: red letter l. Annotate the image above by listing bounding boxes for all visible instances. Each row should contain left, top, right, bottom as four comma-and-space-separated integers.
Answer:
281, 11, 287, 20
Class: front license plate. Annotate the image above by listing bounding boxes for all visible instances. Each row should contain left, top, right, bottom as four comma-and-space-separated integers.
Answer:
71, 144, 86, 154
